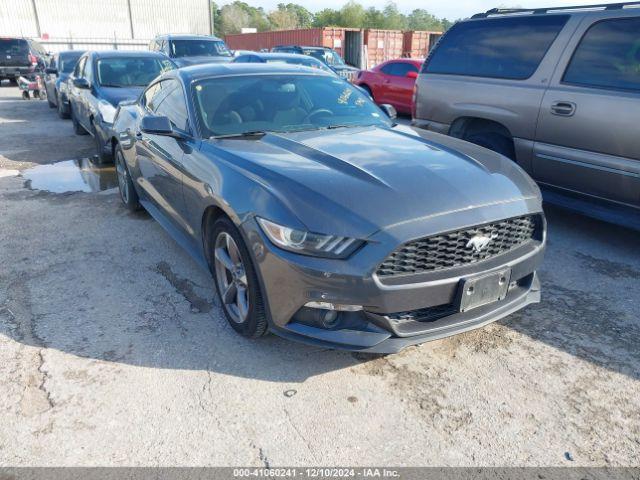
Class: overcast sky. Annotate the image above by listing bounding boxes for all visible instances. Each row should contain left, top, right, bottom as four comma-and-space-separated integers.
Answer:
224, 0, 612, 21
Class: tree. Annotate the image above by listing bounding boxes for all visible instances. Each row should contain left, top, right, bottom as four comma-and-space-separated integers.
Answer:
268, 8, 299, 30
382, 2, 406, 30
277, 3, 313, 28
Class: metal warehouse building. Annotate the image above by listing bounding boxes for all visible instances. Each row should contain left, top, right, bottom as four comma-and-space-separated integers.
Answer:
0, 0, 212, 51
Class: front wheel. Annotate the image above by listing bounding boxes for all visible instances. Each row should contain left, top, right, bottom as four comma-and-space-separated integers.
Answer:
464, 132, 515, 160
210, 217, 268, 339
92, 121, 111, 164
114, 144, 140, 211
57, 93, 70, 119
47, 90, 56, 108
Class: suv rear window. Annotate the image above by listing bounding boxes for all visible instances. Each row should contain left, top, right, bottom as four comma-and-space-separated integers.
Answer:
423, 15, 569, 80
1, 38, 29, 55
563, 17, 640, 92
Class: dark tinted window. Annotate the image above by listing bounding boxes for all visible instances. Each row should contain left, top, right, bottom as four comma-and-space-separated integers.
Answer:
155, 83, 189, 132
144, 80, 174, 111
74, 56, 86, 77
1, 39, 29, 55
170, 39, 231, 58
96, 57, 173, 87
381, 62, 418, 76
424, 15, 569, 79
564, 17, 640, 92
59, 52, 83, 73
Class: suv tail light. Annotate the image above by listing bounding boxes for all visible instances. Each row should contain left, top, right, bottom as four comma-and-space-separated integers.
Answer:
29, 53, 38, 65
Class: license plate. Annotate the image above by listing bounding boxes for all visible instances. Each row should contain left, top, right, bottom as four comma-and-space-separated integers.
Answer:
457, 268, 511, 312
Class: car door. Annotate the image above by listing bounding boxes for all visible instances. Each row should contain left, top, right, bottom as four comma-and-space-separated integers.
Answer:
135, 79, 192, 231
533, 14, 640, 208
385, 62, 419, 112
376, 62, 397, 104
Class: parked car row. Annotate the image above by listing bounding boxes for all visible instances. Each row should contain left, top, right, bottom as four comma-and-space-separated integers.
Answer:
11, 2, 636, 353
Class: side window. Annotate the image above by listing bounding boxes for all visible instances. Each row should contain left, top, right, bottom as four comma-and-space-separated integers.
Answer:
144, 80, 173, 111
235, 55, 250, 63
563, 17, 640, 92
155, 83, 189, 132
380, 63, 397, 75
424, 15, 569, 79
74, 56, 86, 77
49, 55, 57, 70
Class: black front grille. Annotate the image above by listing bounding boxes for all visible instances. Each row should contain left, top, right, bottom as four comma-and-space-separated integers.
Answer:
385, 303, 457, 326
376, 215, 539, 278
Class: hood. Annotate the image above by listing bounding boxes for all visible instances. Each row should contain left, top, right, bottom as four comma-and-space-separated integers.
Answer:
204, 126, 541, 239
100, 86, 145, 107
333, 64, 359, 72
172, 55, 233, 67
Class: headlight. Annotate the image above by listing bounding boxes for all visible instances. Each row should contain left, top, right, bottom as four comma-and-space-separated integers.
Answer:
257, 218, 363, 259
58, 81, 68, 93
98, 100, 117, 125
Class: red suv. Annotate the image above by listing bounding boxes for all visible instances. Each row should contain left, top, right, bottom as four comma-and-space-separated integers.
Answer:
354, 58, 423, 115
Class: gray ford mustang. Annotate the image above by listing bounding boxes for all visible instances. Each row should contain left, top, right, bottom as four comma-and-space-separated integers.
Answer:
111, 63, 546, 353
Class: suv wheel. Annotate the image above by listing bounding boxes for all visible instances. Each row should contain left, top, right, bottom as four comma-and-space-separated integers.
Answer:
114, 144, 140, 211
210, 217, 268, 339
464, 132, 515, 160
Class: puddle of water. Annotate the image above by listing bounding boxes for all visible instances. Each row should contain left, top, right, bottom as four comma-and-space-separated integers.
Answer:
22, 158, 118, 193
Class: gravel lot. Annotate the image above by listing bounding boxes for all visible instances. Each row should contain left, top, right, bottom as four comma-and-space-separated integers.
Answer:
0, 84, 639, 467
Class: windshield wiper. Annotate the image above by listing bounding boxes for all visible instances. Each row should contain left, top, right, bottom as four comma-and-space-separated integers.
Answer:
211, 131, 268, 140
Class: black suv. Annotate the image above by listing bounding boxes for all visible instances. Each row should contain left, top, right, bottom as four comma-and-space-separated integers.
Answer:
149, 34, 233, 67
271, 45, 359, 81
0, 37, 48, 84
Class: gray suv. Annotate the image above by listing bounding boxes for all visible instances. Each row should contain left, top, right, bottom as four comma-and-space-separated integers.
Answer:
413, 3, 640, 223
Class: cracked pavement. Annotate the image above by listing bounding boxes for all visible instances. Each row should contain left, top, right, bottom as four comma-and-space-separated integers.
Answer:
0, 84, 639, 467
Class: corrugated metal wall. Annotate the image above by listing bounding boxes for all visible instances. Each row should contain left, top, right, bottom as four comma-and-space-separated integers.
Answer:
0, 0, 211, 39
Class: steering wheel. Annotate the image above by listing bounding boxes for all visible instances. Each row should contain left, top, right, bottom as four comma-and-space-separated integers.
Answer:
303, 108, 334, 124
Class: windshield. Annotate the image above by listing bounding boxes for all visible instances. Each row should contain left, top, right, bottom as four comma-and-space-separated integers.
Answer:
170, 39, 231, 58
96, 57, 174, 87
305, 49, 345, 67
1, 39, 29, 55
193, 74, 391, 138
59, 52, 84, 73
265, 57, 334, 74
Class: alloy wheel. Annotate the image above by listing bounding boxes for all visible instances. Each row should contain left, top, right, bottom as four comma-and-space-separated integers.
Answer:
214, 232, 249, 324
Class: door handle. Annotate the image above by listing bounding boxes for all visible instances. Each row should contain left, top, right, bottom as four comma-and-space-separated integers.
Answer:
550, 101, 576, 117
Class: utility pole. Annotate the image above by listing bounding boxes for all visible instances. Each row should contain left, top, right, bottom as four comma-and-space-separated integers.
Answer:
209, 0, 215, 36
126, 0, 135, 39
30, 0, 41, 38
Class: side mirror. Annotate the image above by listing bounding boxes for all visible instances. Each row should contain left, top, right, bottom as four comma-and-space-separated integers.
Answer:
140, 115, 181, 138
406, 71, 419, 79
380, 104, 397, 120
45, 67, 58, 75
73, 78, 90, 89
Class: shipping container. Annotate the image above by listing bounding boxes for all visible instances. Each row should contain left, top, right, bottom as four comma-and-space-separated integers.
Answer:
0, 0, 211, 40
226, 27, 364, 68
363, 29, 404, 68
402, 30, 442, 59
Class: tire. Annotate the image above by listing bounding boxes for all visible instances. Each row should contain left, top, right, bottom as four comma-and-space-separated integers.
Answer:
91, 121, 111, 164
114, 144, 141, 212
47, 90, 56, 108
209, 217, 268, 339
464, 131, 516, 160
71, 103, 88, 135
9, 78, 18, 86
57, 93, 70, 119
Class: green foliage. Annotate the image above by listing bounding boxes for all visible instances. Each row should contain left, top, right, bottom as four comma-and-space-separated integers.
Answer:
212, 0, 451, 37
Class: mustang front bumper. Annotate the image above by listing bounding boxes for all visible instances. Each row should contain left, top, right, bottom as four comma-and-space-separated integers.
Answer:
242, 201, 546, 354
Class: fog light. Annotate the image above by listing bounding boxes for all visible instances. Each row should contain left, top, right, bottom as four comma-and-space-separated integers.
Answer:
322, 310, 340, 328
305, 301, 363, 312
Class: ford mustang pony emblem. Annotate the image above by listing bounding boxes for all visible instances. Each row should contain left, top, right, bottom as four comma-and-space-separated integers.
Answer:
466, 233, 498, 253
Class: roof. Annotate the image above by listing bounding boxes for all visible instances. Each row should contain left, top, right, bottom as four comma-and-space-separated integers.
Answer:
274, 45, 332, 51
89, 50, 170, 60
472, 1, 639, 17
238, 52, 322, 61
155, 33, 224, 42
173, 62, 332, 83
